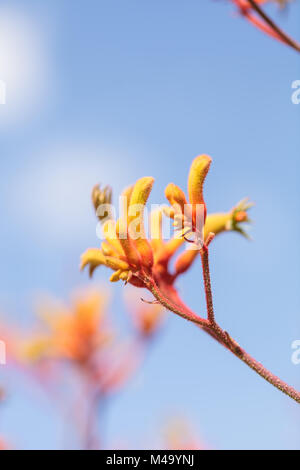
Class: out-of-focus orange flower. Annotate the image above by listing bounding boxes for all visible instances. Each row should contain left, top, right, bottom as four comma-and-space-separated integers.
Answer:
0, 388, 9, 451
0, 387, 5, 402
0, 322, 18, 363
133, 302, 164, 338
125, 288, 165, 338
0, 438, 8, 450
22, 289, 111, 365
164, 417, 206, 451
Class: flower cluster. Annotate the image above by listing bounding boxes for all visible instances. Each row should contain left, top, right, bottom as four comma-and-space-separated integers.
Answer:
81, 155, 251, 293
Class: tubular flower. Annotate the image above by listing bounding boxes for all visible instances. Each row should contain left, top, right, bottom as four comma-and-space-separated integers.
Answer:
81, 156, 252, 290
165, 155, 212, 246
81, 176, 155, 286
205, 198, 253, 239
174, 198, 252, 276
92, 184, 112, 221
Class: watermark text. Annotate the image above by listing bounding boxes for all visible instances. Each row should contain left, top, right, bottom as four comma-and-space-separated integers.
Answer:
291, 340, 300, 365
291, 80, 300, 104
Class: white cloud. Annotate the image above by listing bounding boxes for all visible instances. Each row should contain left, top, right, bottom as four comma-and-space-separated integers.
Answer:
0, 7, 50, 127
9, 141, 132, 246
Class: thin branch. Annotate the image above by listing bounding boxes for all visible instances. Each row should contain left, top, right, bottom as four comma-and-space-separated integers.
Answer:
144, 261, 300, 404
200, 244, 216, 324
247, 0, 300, 53
144, 275, 209, 329
231, 339, 300, 403
201, 242, 300, 403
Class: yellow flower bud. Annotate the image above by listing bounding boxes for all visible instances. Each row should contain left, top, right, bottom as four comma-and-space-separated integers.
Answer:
165, 183, 187, 213
92, 184, 112, 222
128, 177, 155, 270
116, 219, 141, 269
188, 154, 212, 223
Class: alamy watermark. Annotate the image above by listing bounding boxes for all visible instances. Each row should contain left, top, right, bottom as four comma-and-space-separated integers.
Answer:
95, 199, 206, 250
0, 340, 6, 365
0, 80, 6, 105
291, 340, 300, 365
291, 80, 300, 104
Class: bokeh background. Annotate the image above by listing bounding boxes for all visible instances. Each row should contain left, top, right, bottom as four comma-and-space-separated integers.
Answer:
0, 0, 299, 450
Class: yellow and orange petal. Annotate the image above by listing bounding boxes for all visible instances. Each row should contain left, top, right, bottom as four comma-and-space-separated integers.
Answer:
128, 177, 155, 270
165, 183, 187, 213
187, 154, 211, 224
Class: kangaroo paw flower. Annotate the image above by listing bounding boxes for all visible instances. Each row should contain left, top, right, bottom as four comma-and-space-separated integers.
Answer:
81, 156, 252, 291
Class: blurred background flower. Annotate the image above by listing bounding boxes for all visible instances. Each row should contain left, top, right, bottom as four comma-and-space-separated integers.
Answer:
163, 417, 207, 450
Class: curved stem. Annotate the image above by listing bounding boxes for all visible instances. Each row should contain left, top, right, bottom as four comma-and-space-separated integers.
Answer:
144, 256, 300, 404
200, 245, 215, 324
200, 244, 300, 404
144, 276, 209, 329
247, 0, 300, 53
228, 336, 300, 403
203, 323, 300, 403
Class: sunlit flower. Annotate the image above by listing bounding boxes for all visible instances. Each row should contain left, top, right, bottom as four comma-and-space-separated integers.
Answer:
81, 155, 252, 290
164, 155, 212, 245
81, 176, 155, 286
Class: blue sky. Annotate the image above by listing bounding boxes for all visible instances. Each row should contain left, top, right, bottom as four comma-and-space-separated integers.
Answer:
0, 0, 299, 450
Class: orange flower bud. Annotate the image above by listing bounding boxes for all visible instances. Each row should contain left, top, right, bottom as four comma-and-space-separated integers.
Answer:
128, 177, 155, 270
188, 155, 212, 225
81, 249, 130, 274
92, 184, 112, 222
116, 219, 141, 269
234, 210, 248, 223
165, 183, 187, 213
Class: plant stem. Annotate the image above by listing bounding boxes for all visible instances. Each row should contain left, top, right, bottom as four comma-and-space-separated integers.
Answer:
144, 256, 300, 404
144, 276, 209, 329
205, 323, 300, 404
247, 0, 300, 53
200, 244, 300, 403
200, 245, 215, 324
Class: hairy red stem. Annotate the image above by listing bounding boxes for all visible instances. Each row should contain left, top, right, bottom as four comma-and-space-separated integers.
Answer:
145, 250, 300, 404
236, 0, 300, 53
